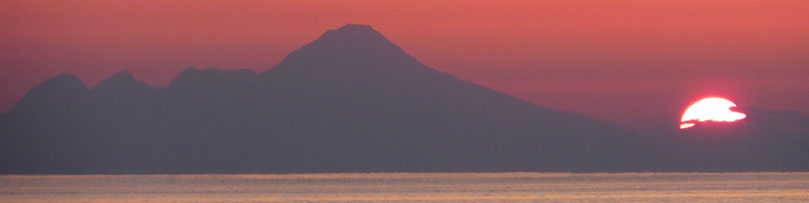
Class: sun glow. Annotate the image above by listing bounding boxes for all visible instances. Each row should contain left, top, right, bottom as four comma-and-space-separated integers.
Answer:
680, 97, 746, 129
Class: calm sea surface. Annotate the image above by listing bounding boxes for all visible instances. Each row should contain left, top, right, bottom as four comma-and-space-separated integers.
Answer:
1, 172, 808, 202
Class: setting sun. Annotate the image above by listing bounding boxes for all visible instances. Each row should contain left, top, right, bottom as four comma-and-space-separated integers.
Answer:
680, 97, 747, 129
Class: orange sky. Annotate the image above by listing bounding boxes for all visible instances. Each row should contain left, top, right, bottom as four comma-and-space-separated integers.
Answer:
1, 0, 808, 130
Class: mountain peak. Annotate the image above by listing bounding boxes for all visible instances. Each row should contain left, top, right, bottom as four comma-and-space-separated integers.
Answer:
315, 23, 389, 45
264, 24, 436, 77
92, 70, 149, 92
337, 23, 374, 31
110, 70, 135, 80
327, 24, 379, 38
47, 73, 86, 88
28, 73, 87, 96
4, 73, 86, 115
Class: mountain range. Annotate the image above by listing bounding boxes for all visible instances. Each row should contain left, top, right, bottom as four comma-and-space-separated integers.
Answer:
1, 24, 807, 174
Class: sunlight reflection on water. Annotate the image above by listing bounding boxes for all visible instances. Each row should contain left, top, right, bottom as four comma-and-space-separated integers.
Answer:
1, 172, 808, 202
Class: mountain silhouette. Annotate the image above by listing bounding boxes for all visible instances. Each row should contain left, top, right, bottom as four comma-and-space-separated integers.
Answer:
3, 73, 86, 118
1, 24, 806, 174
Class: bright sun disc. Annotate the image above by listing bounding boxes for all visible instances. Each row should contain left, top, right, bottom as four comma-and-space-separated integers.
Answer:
680, 97, 746, 129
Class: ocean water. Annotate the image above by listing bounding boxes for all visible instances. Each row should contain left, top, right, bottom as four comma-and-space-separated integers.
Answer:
1, 172, 808, 202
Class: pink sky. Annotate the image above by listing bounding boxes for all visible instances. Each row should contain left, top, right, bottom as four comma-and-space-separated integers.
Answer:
1, 0, 808, 130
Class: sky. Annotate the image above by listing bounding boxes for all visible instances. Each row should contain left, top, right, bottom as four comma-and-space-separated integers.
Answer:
1, 0, 808, 131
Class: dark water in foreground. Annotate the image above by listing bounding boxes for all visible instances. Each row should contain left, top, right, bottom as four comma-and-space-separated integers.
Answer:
1, 172, 808, 202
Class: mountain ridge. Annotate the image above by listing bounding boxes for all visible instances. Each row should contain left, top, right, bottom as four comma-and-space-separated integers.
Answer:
1, 24, 806, 174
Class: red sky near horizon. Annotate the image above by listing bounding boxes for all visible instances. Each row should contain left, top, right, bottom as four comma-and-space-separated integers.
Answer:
1, 0, 808, 131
